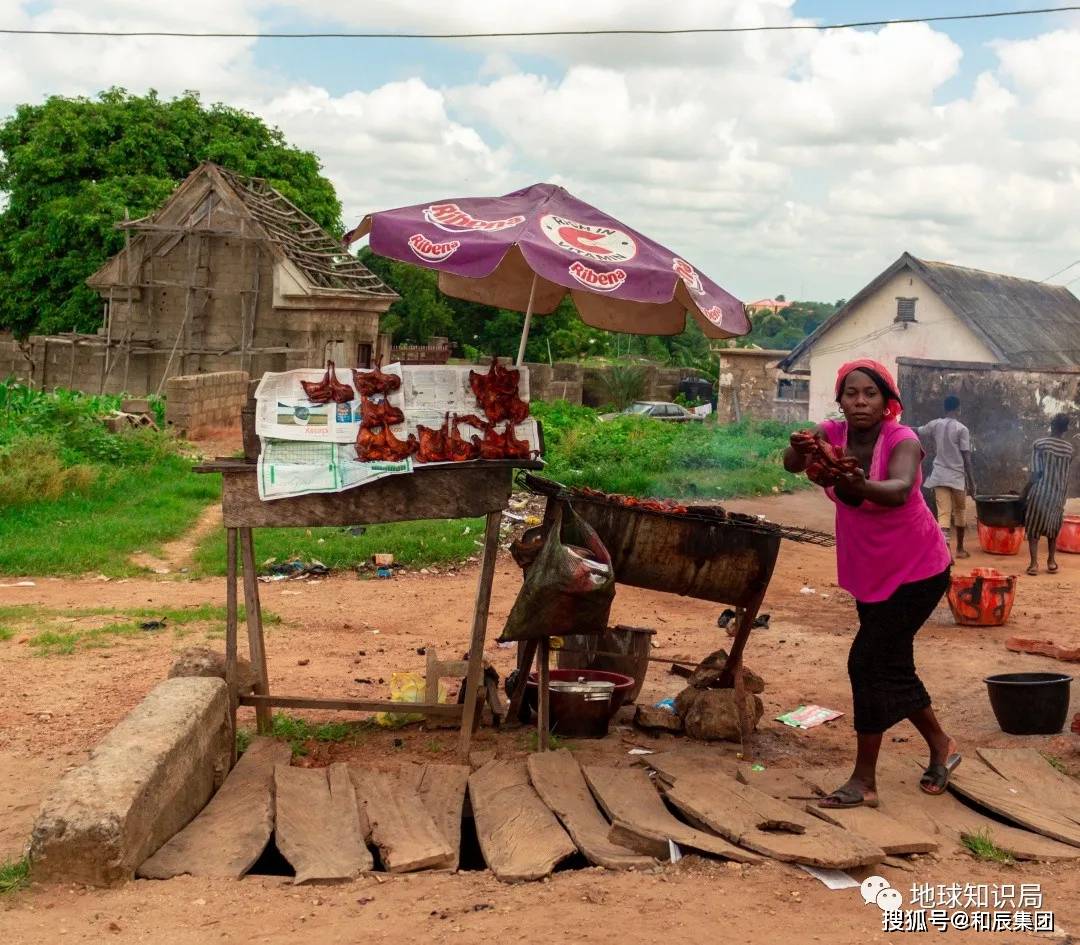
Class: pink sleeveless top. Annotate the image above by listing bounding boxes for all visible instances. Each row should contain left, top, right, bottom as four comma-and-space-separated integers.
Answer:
821, 419, 950, 604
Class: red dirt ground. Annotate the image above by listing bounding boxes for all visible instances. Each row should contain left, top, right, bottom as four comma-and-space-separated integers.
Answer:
2, 489, 1079, 944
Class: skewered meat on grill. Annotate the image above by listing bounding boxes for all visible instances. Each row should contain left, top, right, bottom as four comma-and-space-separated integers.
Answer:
468, 357, 529, 424
359, 395, 405, 430
357, 424, 418, 462
448, 415, 481, 462
300, 361, 354, 404
416, 413, 452, 463
577, 486, 688, 514
352, 357, 401, 397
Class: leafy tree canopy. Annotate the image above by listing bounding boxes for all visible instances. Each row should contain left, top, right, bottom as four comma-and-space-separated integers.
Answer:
0, 88, 342, 338
738, 299, 842, 350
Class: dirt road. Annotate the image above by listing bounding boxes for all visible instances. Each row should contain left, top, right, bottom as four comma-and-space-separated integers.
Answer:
2, 490, 1079, 944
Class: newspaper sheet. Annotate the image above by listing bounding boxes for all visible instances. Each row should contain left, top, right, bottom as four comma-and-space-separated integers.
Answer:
254, 362, 539, 500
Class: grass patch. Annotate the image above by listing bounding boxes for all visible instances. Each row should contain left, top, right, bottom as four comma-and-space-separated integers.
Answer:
1041, 753, 1068, 774
961, 830, 1015, 865
267, 713, 372, 757
0, 381, 218, 576
523, 731, 572, 752
0, 604, 278, 656
0, 856, 30, 895
531, 401, 808, 499
192, 518, 484, 577
236, 729, 253, 756
0, 626, 15, 642
0, 454, 219, 576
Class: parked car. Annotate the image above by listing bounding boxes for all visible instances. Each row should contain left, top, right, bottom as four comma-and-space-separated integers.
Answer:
601, 401, 704, 422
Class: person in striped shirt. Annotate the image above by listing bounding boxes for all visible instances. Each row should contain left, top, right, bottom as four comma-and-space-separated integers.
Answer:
1024, 413, 1075, 575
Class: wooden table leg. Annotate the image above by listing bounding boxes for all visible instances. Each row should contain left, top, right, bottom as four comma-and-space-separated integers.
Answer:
239, 527, 272, 734
719, 592, 767, 756
538, 637, 550, 751
458, 510, 502, 757
225, 527, 239, 766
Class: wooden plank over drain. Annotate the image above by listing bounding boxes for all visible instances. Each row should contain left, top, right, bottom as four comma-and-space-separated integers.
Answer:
663, 772, 884, 869
527, 750, 655, 871
582, 765, 760, 864
350, 767, 454, 873
468, 759, 575, 882
275, 763, 372, 884
138, 737, 290, 879
416, 763, 470, 872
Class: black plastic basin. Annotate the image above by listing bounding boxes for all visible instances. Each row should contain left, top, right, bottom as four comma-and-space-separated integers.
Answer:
975, 495, 1025, 528
985, 672, 1073, 735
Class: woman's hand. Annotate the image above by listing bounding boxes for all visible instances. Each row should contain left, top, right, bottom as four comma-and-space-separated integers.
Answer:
789, 430, 817, 455
835, 465, 867, 495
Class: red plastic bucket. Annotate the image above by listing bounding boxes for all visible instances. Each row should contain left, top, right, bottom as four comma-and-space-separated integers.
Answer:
1058, 516, 1080, 554
977, 522, 1024, 556
947, 568, 1017, 627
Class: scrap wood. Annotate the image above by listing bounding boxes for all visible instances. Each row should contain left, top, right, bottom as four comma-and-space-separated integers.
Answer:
975, 749, 1080, 827
527, 750, 656, 871
469, 759, 575, 882
807, 803, 939, 856
947, 758, 1080, 848
859, 756, 1080, 862
1004, 637, 1080, 662
662, 771, 885, 870
400, 763, 470, 871
138, 737, 290, 879
275, 763, 372, 884
350, 767, 454, 873
581, 765, 760, 864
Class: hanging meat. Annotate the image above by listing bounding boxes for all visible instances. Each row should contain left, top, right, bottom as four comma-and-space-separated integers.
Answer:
447, 415, 482, 463
359, 395, 405, 430
357, 424, 418, 462
477, 420, 535, 461
300, 361, 354, 404
416, 413, 452, 464
468, 357, 529, 424
352, 357, 402, 397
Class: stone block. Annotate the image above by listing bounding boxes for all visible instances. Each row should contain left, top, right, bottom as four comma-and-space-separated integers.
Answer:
29, 677, 230, 886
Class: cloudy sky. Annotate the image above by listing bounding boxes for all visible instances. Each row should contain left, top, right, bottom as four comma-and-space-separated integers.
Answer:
2, 0, 1079, 302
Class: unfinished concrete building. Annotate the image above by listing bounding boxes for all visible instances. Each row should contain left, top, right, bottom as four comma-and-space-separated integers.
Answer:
16, 162, 398, 395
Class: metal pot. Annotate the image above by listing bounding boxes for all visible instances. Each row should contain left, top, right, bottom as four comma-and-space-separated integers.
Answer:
547, 678, 614, 738
974, 495, 1025, 528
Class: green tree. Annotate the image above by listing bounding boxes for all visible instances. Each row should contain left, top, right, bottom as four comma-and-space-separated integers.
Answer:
0, 88, 342, 338
739, 299, 838, 350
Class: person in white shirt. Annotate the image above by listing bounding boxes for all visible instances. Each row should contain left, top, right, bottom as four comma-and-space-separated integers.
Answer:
918, 395, 977, 559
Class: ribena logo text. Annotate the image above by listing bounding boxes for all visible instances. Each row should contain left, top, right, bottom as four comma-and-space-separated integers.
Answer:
423, 203, 526, 232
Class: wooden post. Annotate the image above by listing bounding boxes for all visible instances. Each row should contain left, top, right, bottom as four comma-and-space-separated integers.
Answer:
537, 637, 550, 751
458, 510, 502, 756
225, 528, 239, 766
238, 527, 272, 733
506, 638, 537, 725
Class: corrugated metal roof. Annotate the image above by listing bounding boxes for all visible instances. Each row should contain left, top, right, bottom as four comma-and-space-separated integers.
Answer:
779, 252, 1080, 372
916, 258, 1080, 370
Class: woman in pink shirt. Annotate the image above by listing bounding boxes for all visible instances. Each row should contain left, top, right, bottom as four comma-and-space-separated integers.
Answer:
783, 360, 959, 808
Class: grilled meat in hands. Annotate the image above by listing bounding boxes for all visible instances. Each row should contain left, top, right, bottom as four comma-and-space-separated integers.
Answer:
300, 361, 354, 404
352, 356, 401, 397
359, 395, 405, 430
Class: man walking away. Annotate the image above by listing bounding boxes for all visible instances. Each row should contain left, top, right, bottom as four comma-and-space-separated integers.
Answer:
918, 395, 976, 559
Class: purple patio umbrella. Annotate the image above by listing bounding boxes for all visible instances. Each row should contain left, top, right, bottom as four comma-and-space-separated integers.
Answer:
344, 183, 749, 365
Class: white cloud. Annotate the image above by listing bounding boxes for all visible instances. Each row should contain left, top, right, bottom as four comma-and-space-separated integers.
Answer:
2, 1, 1080, 301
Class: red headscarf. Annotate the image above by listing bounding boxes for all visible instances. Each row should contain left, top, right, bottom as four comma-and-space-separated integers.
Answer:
835, 359, 903, 422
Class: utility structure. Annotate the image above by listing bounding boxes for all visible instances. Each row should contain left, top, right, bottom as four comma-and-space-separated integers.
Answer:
28, 162, 397, 396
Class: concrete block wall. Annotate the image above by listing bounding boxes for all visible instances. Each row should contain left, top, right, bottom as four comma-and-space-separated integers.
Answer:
0, 333, 32, 383
165, 370, 250, 437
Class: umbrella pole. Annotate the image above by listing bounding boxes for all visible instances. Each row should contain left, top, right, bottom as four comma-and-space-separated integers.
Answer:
515, 273, 539, 367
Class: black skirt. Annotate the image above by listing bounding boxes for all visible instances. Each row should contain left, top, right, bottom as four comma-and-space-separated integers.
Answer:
848, 568, 950, 735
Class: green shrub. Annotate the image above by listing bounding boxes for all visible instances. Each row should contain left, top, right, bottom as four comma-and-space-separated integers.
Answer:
599, 363, 647, 410
0, 437, 97, 506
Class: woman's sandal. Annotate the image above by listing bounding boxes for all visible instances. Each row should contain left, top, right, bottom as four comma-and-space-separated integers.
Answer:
1048, 562, 1060, 574
818, 784, 880, 809
920, 753, 962, 796
1027, 565, 1039, 576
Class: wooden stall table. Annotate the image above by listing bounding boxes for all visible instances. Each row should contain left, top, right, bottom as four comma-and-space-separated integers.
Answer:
195, 458, 542, 758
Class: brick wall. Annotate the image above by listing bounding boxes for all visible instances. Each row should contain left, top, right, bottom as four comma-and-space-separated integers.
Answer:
715, 348, 808, 423
897, 357, 1080, 497
165, 371, 250, 437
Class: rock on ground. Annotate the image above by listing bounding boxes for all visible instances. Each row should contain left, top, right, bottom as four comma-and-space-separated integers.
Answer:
686, 649, 765, 694
168, 646, 256, 693
634, 705, 684, 733
29, 677, 230, 886
681, 688, 764, 742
